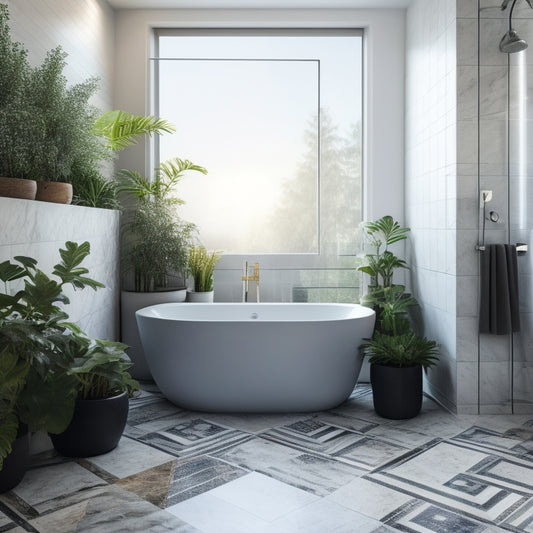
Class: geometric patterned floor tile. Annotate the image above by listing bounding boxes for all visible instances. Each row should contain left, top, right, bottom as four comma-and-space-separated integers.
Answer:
213, 436, 366, 496
382, 500, 490, 533
262, 417, 409, 470
368, 440, 533, 527
138, 418, 253, 458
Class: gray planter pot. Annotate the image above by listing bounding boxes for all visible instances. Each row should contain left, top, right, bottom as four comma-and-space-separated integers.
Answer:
121, 288, 186, 380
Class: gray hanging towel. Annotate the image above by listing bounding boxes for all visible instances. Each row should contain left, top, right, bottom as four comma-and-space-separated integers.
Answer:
479, 244, 520, 335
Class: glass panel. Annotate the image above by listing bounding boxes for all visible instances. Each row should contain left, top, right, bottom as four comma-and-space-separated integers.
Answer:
158, 58, 319, 253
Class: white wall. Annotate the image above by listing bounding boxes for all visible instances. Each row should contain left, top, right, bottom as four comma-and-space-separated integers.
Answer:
0, 198, 120, 341
5, 0, 115, 110
405, 0, 460, 412
114, 8, 405, 223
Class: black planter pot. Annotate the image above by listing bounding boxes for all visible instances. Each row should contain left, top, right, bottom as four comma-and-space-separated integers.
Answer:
50, 392, 129, 457
0, 425, 30, 493
370, 363, 423, 420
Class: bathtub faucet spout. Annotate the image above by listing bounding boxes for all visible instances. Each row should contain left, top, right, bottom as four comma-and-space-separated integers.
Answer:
241, 261, 260, 302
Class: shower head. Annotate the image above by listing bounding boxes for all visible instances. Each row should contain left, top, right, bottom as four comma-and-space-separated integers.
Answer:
500, 28, 529, 52
500, 0, 529, 53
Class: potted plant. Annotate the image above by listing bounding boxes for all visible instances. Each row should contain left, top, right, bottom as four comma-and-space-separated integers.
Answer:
93, 109, 207, 379
0, 242, 103, 491
50, 335, 138, 457
0, 4, 109, 204
29, 47, 107, 204
186, 245, 221, 302
358, 216, 439, 419
0, 3, 42, 200
0, 241, 139, 490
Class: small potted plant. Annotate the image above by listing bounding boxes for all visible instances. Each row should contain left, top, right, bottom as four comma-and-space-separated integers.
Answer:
186, 245, 221, 302
358, 216, 439, 419
0, 241, 139, 491
50, 335, 138, 457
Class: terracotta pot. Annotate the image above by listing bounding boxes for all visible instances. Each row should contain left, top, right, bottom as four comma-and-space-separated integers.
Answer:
0, 176, 37, 200
50, 392, 129, 457
35, 182, 73, 204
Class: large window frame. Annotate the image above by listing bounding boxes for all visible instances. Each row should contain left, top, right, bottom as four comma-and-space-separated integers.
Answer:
151, 27, 364, 274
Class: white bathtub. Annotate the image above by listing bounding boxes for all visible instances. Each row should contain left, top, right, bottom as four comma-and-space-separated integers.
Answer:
136, 303, 375, 413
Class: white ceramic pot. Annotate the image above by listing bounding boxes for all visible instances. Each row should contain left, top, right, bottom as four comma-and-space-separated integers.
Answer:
186, 290, 214, 303
121, 288, 186, 380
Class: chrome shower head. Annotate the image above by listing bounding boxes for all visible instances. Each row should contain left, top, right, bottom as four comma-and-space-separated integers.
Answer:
500, 0, 529, 53
500, 28, 528, 52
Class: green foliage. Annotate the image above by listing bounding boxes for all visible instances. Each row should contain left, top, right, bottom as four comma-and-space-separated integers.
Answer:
114, 122, 208, 292
92, 109, 176, 152
65, 338, 138, 400
0, 242, 138, 468
123, 198, 196, 292
360, 331, 439, 369
72, 167, 120, 210
28, 48, 106, 183
358, 215, 439, 368
187, 246, 221, 292
0, 4, 107, 184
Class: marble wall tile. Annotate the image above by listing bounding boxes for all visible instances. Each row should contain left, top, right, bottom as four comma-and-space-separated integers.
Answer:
479, 361, 512, 408
0, 198, 120, 341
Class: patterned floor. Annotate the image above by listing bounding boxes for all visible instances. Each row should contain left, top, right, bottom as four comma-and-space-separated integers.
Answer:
1, 384, 532, 532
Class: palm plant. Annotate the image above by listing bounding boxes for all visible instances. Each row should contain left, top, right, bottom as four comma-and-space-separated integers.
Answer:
118, 156, 207, 292
92, 109, 176, 151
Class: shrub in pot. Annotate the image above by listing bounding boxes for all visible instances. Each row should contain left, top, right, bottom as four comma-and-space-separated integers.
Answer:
358, 216, 439, 419
0, 4, 43, 199
186, 245, 221, 302
0, 242, 105, 491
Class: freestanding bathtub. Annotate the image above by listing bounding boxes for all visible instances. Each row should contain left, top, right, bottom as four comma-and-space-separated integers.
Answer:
136, 303, 375, 413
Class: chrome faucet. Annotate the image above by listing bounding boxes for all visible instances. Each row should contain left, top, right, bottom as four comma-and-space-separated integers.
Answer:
241, 261, 260, 302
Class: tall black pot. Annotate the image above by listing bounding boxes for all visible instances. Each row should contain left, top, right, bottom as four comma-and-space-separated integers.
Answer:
370, 363, 423, 419
0, 425, 30, 493
50, 392, 129, 457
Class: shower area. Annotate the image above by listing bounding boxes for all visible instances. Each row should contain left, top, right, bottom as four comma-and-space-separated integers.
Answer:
478, 0, 533, 414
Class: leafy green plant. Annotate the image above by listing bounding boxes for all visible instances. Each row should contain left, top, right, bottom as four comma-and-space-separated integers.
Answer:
0, 242, 138, 468
361, 331, 439, 369
358, 215, 439, 369
92, 109, 175, 152
123, 199, 196, 292
72, 167, 120, 210
187, 246, 221, 292
28, 47, 107, 183
0, 4, 46, 180
107, 115, 208, 292
63, 334, 138, 400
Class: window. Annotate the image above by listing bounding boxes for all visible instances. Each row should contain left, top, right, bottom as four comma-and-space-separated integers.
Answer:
152, 29, 363, 301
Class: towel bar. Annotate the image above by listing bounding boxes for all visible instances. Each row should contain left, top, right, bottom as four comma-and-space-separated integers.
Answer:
475, 243, 528, 254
